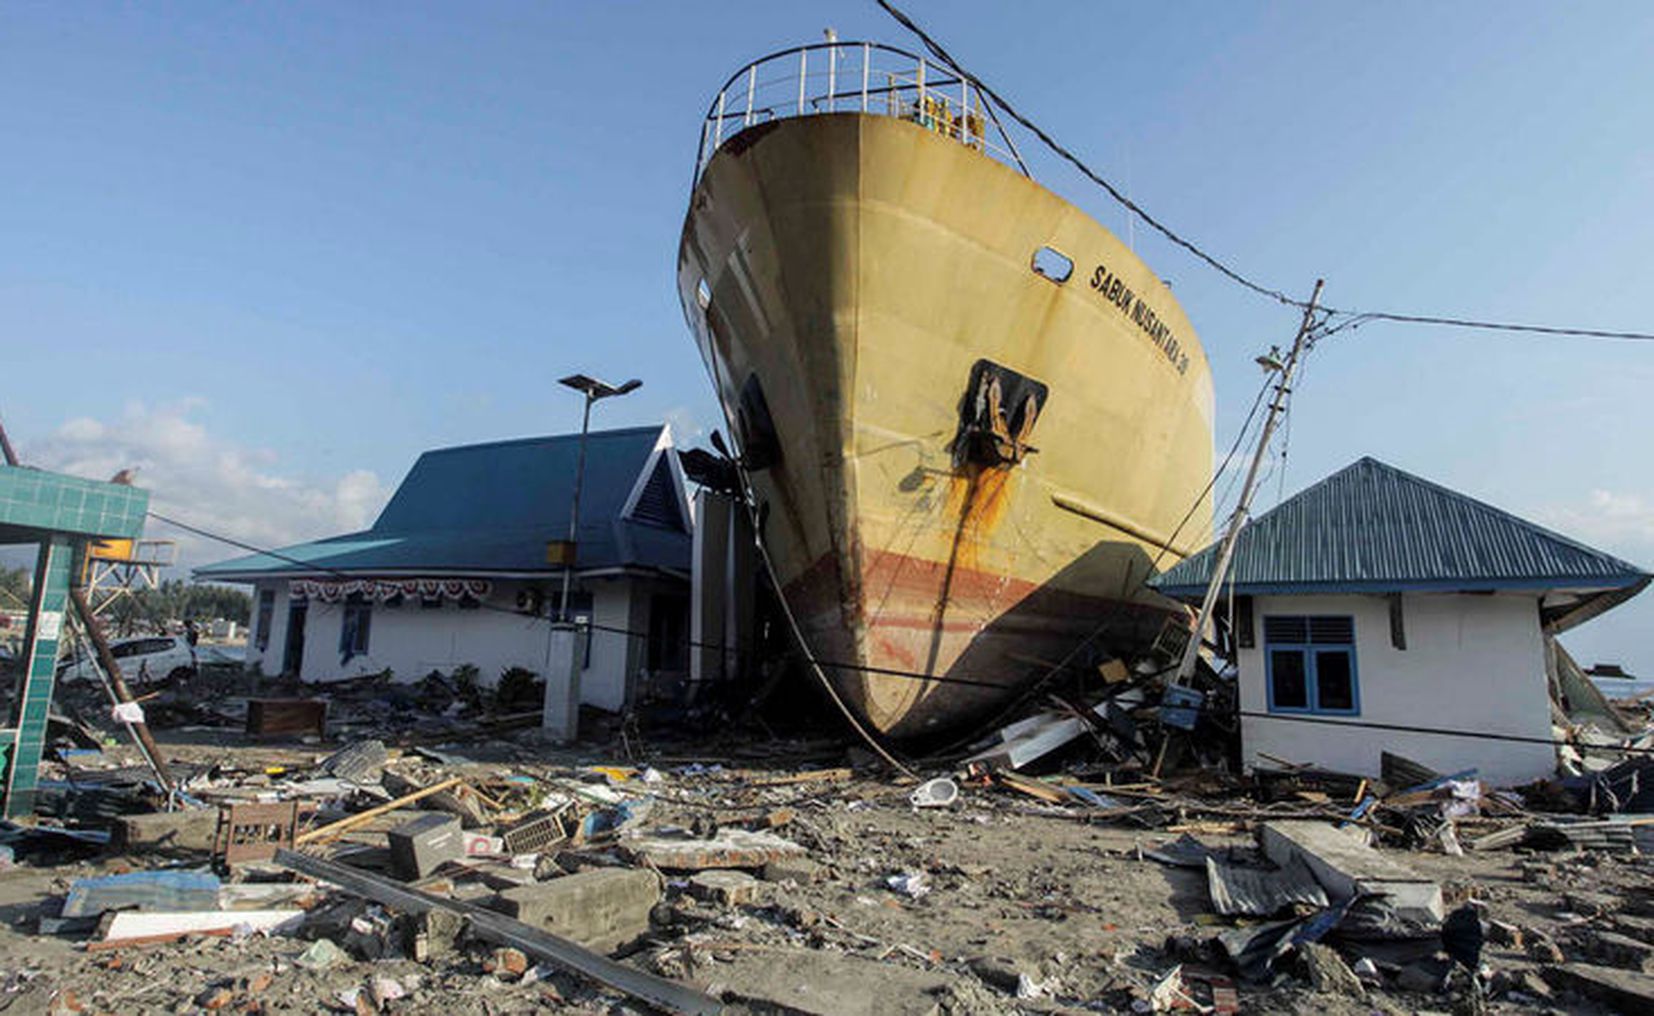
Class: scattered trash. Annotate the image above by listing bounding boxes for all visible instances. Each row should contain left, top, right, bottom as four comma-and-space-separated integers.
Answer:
909, 777, 959, 808
885, 872, 929, 899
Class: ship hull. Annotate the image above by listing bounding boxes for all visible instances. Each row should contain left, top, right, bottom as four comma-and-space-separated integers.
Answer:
678, 113, 1215, 742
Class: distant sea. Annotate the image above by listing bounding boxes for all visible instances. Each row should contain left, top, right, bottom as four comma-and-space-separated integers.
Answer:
1591, 677, 1654, 701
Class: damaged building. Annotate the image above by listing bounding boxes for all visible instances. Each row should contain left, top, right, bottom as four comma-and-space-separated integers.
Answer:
1151, 456, 1651, 785
195, 426, 695, 713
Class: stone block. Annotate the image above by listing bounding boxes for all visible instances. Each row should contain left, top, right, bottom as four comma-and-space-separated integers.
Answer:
486, 868, 659, 954
762, 857, 824, 884
689, 869, 762, 906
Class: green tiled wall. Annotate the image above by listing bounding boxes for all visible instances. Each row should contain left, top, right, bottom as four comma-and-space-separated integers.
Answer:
3, 537, 75, 818
0, 467, 147, 541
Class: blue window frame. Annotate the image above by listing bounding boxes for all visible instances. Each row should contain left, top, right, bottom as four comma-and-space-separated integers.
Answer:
1264, 615, 1359, 715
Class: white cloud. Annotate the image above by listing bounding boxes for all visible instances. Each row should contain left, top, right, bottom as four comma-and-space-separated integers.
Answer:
1536, 488, 1654, 566
21, 400, 390, 575
661, 405, 709, 446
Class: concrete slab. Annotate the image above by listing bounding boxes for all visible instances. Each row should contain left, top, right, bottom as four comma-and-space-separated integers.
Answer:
1259, 820, 1443, 924
620, 828, 805, 871
487, 868, 659, 954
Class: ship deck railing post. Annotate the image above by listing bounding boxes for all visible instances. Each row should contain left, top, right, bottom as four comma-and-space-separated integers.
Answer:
861, 43, 870, 112
917, 55, 926, 126
714, 89, 725, 147
826, 42, 836, 113
797, 49, 807, 116
745, 64, 756, 127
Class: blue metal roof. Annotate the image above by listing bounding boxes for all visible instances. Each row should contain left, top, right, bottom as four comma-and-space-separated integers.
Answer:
196, 426, 691, 580
1150, 457, 1650, 598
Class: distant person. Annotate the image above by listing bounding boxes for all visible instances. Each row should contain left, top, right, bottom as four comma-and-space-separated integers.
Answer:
184, 619, 200, 647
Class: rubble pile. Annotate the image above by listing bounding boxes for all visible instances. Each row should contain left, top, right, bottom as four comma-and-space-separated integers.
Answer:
1, 638, 1651, 1014
0, 700, 1650, 1015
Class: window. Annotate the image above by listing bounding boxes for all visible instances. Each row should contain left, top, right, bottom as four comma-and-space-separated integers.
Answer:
255, 590, 275, 651
1264, 614, 1358, 715
339, 595, 372, 663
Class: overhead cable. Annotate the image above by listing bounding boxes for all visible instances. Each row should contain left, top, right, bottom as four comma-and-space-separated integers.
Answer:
873, 0, 1654, 343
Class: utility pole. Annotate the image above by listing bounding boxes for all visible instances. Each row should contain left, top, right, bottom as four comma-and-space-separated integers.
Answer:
1172, 279, 1324, 687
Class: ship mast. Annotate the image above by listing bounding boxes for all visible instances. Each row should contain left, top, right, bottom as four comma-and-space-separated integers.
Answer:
1171, 279, 1324, 686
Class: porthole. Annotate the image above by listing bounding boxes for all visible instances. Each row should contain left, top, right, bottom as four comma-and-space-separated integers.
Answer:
1031, 246, 1073, 284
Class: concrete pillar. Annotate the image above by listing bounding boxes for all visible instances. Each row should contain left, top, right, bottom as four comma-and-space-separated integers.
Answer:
690, 489, 731, 693
4, 536, 76, 818
540, 622, 582, 742
726, 496, 757, 683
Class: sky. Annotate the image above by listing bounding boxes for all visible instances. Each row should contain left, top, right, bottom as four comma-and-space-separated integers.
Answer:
2, 2, 1651, 673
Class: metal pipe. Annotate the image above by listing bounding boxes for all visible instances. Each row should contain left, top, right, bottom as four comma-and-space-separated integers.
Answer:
797, 49, 807, 115
68, 585, 173, 796
0, 412, 18, 467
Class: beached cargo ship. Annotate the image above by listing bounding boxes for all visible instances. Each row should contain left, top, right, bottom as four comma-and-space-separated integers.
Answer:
677, 43, 1214, 742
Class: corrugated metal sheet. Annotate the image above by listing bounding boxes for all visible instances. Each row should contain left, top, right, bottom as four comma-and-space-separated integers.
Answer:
197, 426, 691, 579
1151, 457, 1649, 597
1205, 855, 1329, 917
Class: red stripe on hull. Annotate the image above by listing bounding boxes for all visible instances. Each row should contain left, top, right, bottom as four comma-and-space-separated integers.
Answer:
783, 548, 1181, 741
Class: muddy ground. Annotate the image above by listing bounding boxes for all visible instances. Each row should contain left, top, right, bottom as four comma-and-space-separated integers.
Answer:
1, 725, 1649, 1015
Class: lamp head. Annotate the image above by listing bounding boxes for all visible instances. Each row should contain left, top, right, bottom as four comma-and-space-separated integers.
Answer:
558, 374, 643, 400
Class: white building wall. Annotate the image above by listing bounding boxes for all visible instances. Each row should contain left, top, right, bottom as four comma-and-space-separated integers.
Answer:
1237, 591, 1556, 786
582, 578, 637, 712
274, 577, 644, 713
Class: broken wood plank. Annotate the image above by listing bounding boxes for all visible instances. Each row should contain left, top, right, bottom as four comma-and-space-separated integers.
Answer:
294, 776, 465, 845
1469, 825, 1529, 852
992, 770, 1068, 805
746, 768, 853, 787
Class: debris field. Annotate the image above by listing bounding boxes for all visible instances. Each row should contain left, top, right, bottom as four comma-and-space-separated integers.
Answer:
2, 668, 1653, 1016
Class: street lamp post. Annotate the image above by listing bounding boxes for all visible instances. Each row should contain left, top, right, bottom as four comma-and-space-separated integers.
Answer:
542, 373, 640, 743
554, 374, 642, 620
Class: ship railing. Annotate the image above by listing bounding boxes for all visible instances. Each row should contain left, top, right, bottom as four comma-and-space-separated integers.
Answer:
693, 41, 1030, 189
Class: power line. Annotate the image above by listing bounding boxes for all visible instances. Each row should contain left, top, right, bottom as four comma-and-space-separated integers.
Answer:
152, 508, 1654, 760
872, 0, 1654, 343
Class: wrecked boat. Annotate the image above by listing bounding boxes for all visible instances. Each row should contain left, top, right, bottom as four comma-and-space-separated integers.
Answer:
677, 42, 1214, 742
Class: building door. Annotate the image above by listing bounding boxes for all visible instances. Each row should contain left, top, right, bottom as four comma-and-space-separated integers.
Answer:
282, 600, 307, 676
